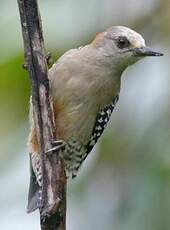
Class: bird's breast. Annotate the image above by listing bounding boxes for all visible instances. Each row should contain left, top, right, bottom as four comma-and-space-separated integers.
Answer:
49, 51, 121, 145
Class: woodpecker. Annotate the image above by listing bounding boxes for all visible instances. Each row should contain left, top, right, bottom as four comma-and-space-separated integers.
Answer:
27, 26, 163, 213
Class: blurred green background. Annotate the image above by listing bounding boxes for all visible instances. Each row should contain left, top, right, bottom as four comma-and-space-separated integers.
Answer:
0, 0, 170, 229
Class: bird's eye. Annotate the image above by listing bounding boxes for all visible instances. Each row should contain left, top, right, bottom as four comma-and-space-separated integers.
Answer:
117, 36, 130, 49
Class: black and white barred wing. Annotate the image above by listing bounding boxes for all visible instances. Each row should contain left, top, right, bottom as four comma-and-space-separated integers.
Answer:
72, 94, 119, 177
85, 94, 119, 156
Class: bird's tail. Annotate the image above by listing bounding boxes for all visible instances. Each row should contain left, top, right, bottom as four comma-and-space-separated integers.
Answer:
27, 154, 42, 213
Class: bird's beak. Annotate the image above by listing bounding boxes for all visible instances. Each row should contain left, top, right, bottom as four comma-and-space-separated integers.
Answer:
132, 46, 164, 57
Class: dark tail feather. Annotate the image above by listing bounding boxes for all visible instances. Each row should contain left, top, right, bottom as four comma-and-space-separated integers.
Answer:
27, 155, 41, 213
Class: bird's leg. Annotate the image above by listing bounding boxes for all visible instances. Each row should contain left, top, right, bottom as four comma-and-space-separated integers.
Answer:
46, 140, 66, 155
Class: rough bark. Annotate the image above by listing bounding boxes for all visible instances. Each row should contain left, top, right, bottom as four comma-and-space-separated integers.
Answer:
17, 0, 66, 229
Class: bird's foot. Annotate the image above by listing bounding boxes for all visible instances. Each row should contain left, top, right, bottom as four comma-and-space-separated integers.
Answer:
46, 140, 66, 155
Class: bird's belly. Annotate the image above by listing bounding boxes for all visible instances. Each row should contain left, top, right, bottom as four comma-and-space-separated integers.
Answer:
54, 103, 97, 177
55, 93, 119, 178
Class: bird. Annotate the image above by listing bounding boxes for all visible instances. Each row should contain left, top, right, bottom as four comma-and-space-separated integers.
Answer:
27, 26, 163, 213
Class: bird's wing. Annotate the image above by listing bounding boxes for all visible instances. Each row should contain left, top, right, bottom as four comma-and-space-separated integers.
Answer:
72, 94, 119, 177
27, 154, 41, 213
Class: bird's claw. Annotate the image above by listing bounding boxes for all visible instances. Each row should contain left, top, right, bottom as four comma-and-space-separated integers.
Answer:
46, 140, 66, 155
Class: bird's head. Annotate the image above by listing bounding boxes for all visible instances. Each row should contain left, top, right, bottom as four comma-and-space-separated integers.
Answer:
92, 26, 163, 73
